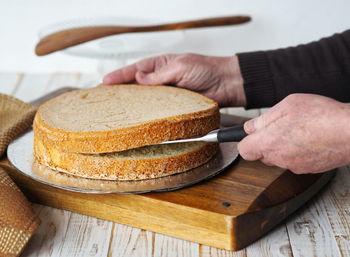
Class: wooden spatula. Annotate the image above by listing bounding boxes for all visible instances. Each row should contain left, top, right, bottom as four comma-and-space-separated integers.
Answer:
35, 15, 251, 56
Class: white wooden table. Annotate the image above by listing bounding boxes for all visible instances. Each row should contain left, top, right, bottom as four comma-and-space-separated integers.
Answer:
1, 72, 349, 257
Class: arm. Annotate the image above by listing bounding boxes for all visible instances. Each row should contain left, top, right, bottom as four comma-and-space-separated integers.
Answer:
103, 31, 350, 174
238, 29, 350, 108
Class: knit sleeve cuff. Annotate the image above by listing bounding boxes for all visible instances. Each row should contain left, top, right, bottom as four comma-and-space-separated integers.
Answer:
237, 51, 276, 109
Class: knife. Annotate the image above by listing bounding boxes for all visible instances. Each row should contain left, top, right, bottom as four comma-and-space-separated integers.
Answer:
157, 125, 247, 145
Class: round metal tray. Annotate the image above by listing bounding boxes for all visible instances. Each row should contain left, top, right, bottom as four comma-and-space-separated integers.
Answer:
7, 130, 238, 194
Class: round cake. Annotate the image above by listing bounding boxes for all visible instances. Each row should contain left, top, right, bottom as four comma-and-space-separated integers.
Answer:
33, 85, 220, 180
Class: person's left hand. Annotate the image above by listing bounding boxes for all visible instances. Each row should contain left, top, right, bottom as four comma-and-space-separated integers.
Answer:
102, 53, 246, 107
238, 93, 350, 174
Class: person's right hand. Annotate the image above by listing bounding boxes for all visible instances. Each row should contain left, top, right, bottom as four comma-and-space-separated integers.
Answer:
103, 53, 246, 107
238, 93, 350, 174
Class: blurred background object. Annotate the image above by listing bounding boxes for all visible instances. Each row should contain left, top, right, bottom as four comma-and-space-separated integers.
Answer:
35, 16, 250, 56
1, 0, 349, 73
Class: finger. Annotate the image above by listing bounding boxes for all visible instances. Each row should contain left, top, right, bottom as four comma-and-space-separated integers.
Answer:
237, 133, 263, 161
243, 113, 275, 134
260, 158, 274, 166
103, 64, 137, 84
243, 101, 287, 132
135, 65, 180, 85
244, 118, 257, 134
134, 55, 169, 73
103, 55, 171, 84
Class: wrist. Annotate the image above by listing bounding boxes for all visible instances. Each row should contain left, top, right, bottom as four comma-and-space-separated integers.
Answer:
221, 55, 246, 107
230, 55, 246, 107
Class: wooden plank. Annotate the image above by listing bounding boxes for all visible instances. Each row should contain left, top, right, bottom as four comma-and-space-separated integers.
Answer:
200, 246, 245, 257
13, 73, 51, 102
22, 204, 113, 257
0, 72, 22, 95
46, 73, 80, 92
57, 214, 112, 257
321, 167, 350, 256
153, 234, 199, 257
286, 194, 341, 257
77, 73, 100, 89
108, 224, 153, 257
246, 225, 292, 257
13, 73, 80, 103
21, 206, 72, 257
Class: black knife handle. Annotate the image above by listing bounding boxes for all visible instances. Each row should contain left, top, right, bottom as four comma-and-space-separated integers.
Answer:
217, 125, 247, 142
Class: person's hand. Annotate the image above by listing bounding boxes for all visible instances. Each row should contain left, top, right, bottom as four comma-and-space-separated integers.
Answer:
103, 53, 246, 107
238, 93, 350, 174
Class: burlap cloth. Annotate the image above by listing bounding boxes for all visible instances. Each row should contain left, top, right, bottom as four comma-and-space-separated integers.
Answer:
0, 94, 40, 257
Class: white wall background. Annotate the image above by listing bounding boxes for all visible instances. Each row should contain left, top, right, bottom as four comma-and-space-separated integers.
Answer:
1, 0, 350, 73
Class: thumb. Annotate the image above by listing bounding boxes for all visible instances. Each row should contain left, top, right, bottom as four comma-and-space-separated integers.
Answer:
237, 132, 263, 161
243, 116, 270, 134
103, 64, 137, 84
244, 118, 257, 134
243, 116, 266, 134
243, 105, 284, 133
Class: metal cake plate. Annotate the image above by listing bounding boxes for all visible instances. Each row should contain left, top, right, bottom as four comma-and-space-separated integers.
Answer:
7, 130, 239, 194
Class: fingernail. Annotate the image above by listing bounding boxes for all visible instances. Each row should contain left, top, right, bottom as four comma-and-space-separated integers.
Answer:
244, 119, 256, 134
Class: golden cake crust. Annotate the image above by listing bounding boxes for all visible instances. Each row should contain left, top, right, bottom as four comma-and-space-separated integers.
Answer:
33, 85, 219, 154
34, 136, 218, 181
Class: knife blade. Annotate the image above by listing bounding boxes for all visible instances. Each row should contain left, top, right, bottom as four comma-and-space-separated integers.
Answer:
157, 125, 247, 145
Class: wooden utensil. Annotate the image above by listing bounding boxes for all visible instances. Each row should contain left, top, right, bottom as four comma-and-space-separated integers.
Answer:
35, 15, 251, 56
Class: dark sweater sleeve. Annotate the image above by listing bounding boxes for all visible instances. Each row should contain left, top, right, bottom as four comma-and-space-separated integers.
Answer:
237, 29, 350, 109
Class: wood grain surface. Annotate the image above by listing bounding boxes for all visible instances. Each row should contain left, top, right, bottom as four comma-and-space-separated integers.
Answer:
0, 73, 348, 256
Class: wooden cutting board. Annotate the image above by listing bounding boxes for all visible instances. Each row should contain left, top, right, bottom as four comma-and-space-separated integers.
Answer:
2, 114, 335, 251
